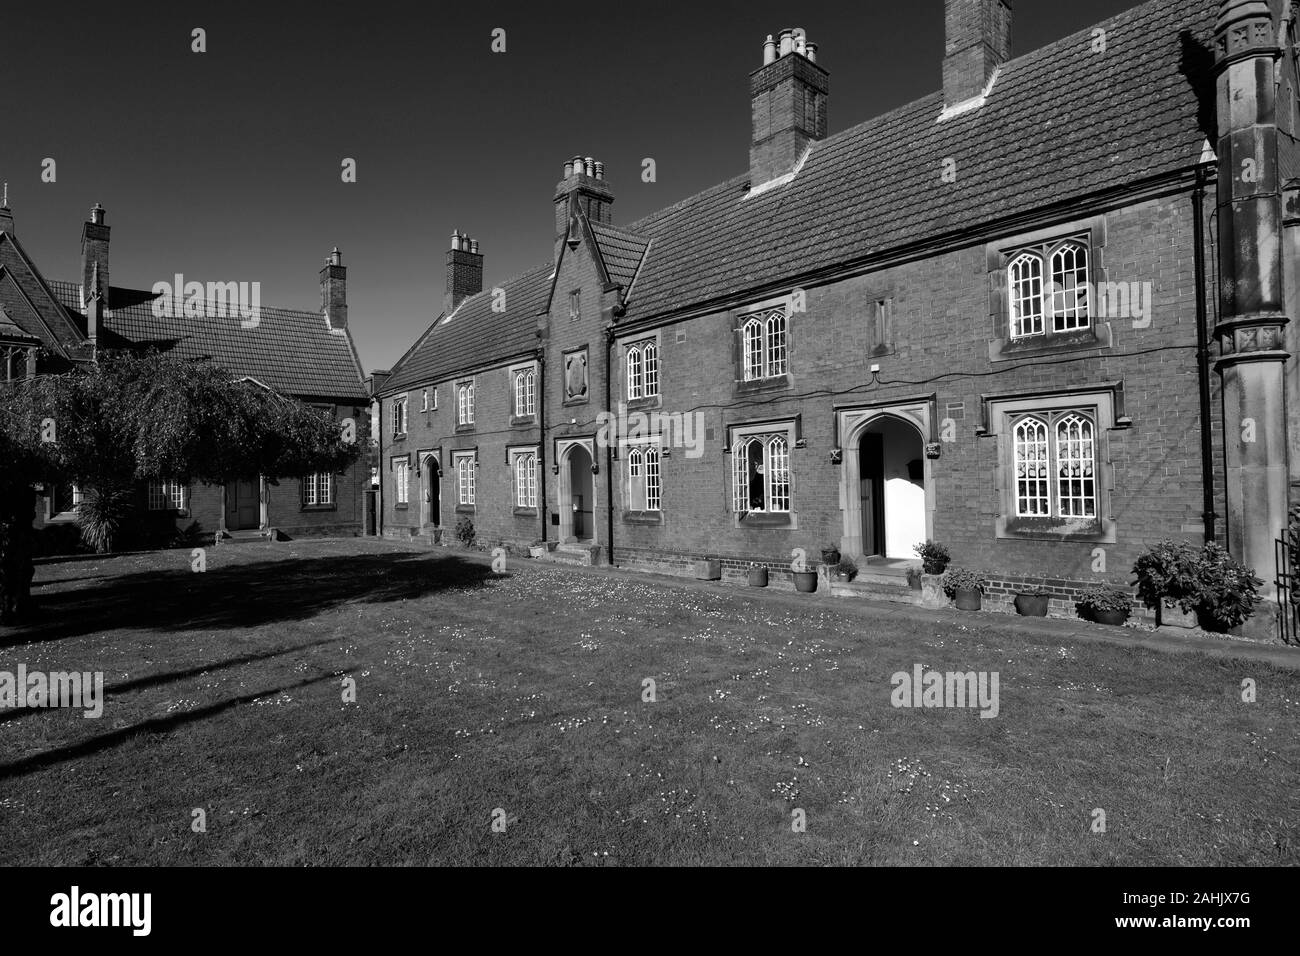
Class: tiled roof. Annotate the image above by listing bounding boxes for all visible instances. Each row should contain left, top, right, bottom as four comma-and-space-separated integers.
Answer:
49, 280, 366, 399
384, 0, 1216, 386
383, 264, 552, 394
588, 222, 650, 291
616, 0, 1215, 320
0, 307, 41, 342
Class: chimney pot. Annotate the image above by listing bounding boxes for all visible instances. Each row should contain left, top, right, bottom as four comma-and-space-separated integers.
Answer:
594, 161, 605, 180
90, 202, 105, 225
470, 239, 479, 254
779, 29, 793, 57
584, 157, 595, 177
763, 34, 777, 65
564, 160, 573, 177
806, 42, 818, 63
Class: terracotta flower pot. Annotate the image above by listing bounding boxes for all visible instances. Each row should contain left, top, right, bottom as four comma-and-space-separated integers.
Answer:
820, 548, 841, 565
793, 570, 818, 593
1014, 593, 1050, 617
953, 588, 982, 611
1093, 608, 1129, 626
1158, 599, 1197, 629
747, 567, 768, 587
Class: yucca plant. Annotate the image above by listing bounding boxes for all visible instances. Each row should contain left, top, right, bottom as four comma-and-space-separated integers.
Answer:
75, 485, 136, 554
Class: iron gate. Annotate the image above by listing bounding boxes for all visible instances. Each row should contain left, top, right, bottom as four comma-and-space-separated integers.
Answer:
1275, 528, 1300, 645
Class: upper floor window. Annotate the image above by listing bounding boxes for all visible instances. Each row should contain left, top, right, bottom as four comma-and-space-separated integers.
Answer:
148, 479, 187, 512
1012, 410, 1096, 519
626, 442, 662, 512
569, 289, 581, 321
512, 450, 537, 508
420, 389, 430, 412
514, 369, 536, 417
1008, 237, 1091, 340
2, 344, 35, 382
457, 382, 475, 426
626, 341, 659, 400
392, 397, 408, 437
741, 307, 787, 381
303, 472, 333, 506
731, 432, 791, 514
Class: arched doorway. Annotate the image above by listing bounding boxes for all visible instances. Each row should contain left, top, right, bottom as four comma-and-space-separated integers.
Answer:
556, 440, 597, 544
839, 405, 933, 563
421, 453, 441, 529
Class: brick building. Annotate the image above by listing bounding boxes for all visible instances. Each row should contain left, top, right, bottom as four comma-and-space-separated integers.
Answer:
0, 202, 369, 546
377, 0, 1300, 623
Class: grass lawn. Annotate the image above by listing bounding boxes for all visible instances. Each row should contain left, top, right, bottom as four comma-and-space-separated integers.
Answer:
1, 537, 1297, 866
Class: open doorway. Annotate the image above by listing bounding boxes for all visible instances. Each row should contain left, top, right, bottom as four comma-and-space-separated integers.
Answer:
856, 416, 926, 560
567, 444, 594, 542
422, 454, 441, 529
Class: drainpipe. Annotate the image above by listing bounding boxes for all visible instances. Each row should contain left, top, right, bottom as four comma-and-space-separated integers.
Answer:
1194, 165, 1217, 544
604, 322, 616, 566
375, 398, 384, 538
537, 348, 548, 543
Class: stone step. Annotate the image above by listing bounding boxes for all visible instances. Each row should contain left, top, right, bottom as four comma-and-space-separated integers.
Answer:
830, 579, 920, 604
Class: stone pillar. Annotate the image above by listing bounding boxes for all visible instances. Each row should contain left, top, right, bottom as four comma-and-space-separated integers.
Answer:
1213, 0, 1291, 600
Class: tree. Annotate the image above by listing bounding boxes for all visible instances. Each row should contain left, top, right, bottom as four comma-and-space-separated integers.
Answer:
0, 351, 359, 623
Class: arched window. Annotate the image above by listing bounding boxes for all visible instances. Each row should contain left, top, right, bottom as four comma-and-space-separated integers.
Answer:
742, 319, 764, 381
732, 433, 792, 514
644, 445, 661, 511
626, 446, 647, 512
642, 342, 659, 397
1055, 414, 1096, 517
765, 310, 787, 376
627, 347, 643, 400
514, 451, 537, 507
456, 453, 476, 505
1013, 416, 1050, 516
766, 436, 790, 512
1009, 252, 1044, 339
457, 382, 475, 425
514, 369, 535, 417
1049, 241, 1089, 331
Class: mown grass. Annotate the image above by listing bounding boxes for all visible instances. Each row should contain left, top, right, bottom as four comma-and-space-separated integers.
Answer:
1, 538, 1297, 866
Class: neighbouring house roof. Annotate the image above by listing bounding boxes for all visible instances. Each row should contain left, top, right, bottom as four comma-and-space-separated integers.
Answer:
48, 281, 367, 400
384, 0, 1216, 391
383, 264, 552, 395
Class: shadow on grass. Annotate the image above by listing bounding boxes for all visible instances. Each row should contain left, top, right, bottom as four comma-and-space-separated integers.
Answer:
0, 637, 337, 726
0, 673, 337, 781
2, 551, 503, 647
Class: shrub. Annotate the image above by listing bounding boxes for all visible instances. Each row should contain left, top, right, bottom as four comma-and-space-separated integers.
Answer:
454, 515, 476, 547
941, 567, 986, 596
1015, 585, 1051, 597
1078, 585, 1133, 616
913, 540, 951, 575
1193, 542, 1262, 632
1131, 540, 1263, 632
1132, 540, 1202, 611
834, 557, 858, 580
75, 485, 136, 554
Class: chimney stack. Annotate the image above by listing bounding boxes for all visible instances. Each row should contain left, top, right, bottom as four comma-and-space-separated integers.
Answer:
81, 202, 110, 311
445, 231, 484, 313
554, 156, 615, 243
749, 27, 828, 188
321, 247, 347, 331
943, 0, 1012, 110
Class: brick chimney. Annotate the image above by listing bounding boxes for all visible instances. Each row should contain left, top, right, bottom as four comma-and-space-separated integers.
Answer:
81, 203, 110, 311
445, 231, 483, 313
321, 247, 347, 331
554, 157, 614, 245
943, 0, 1012, 110
749, 28, 828, 189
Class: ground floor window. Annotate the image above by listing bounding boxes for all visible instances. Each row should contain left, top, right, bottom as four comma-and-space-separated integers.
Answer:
512, 449, 537, 508
454, 452, 476, 505
392, 457, 410, 505
303, 472, 334, 507
148, 480, 187, 512
731, 431, 791, 514
625, 441, 662, 512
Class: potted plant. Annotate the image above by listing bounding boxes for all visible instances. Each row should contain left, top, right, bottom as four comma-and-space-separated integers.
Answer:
1132, 540, 1201, 628
1078, 585, 1133, 626
793, 567, 819, 593
1191, 543, 1262, 633
820, 543, 842, 566
1013, 585, 1051, 617
833, 557, 858, 583
942, 568, 986, 611
528, 538, 552, 559
913, 540, 951, 576
747, 563, 769, 588
694, 558, 722, 581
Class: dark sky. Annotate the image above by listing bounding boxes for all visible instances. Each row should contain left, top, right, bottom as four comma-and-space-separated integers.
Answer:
1, 0, 1138, 373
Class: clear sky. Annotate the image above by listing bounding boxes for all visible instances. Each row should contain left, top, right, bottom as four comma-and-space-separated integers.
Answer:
1, 0, 1139, 374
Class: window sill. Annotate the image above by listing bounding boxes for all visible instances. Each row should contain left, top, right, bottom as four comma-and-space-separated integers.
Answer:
996, 515, 1116, 544
622, 511, 663, 525
736, 511, 794, 529
626, 395, 662, 413
733, 374, 791, 398
513, 506, 538, 517
301, 504, 337, 512
455, 504, 476, 514
455, 423, 475, 433
990, 323, 1110, 363
511, 415, 537, 427
395, 504, 409, 511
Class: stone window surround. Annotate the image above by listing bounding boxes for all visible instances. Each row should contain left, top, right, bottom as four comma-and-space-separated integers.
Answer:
452, 448, 478, 511
622, 331, 662, 409
508, 443, 540, 513
509, 360, 539, 423
724, 416, 801, 530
